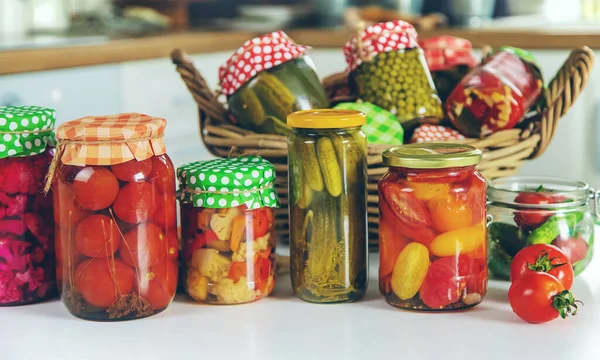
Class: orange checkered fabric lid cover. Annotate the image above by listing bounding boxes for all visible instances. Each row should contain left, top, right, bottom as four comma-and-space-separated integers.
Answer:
56, 113, 167, 166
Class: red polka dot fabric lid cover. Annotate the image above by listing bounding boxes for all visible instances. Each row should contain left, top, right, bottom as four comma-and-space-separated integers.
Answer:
411, 124, 466, 143
343, 20, 420, 73
218, 31, 309, 96
418, 36, 478, 72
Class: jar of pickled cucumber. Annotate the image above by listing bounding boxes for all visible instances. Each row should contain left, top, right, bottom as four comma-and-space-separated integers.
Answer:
343, 20, 443, 128
177, 156, 279, 305
220, 31, 329, 136
487, 176, 597, 280
378, 143, 487, 311
419, 36, 478, 103
49, 113, 178, 321
288, 109, 368, 303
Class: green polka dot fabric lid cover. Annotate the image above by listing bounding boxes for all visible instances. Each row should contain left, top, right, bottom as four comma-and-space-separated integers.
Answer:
178, 156, 280, 210
0, 106, 56, 159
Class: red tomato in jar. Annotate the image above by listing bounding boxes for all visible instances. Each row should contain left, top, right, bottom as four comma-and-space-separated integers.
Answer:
165, 231, 179, 260
247, 208, 269, 239
379, 197, 435, 244
508, 272, 580, 324
419, 255, 477, 309
153, 199, 177, 231
379, 217, 409, 278
75, 258, 134, 308
113, 181, 159, 224
552, 235, 589, 266
136, 260, 177, 310
55, 225, 84, 266
74, 214, 121, 258
53, 181, 90, 227
148, 156, 176, 194
513, 192, 555, 228
380, 182, 431, 227
72, 167, 120, 211
427, 195, 473, 232
510, 244, 574, 290
111, 159, 153, 182
119, 223, 167, 268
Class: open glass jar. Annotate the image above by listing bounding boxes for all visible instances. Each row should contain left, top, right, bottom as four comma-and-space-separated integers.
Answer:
379, 143, 487, 311
487, 176, 596, 279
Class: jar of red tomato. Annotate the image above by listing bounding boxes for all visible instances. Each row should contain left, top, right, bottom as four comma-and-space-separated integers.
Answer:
0, 106, 57, 306
378, 143, 487, 311
487, 176, 596, 280
49, 113, 178, 321
178, 156, 278, 304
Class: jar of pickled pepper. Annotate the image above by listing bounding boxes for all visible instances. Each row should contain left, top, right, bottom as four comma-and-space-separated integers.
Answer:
379, 143, 487, 310
343, 20, 443, 128
178, 156, 279, 304
221, 31, 329, 136
288, 109, 368, 303
446, 46, 543, 137
49, 113, 178, 321
0, 106, 57, 306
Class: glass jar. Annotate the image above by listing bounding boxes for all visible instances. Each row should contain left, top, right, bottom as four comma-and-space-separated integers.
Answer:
51, 113, 178, 321
344, 21, 443, 127
379, 143, 487, 311
288, 109, 368, 303
487, 176, 596, 279
0, 106, 57, 306
219, 31, 329, 136
178, 156, 279, 304
446, 47, 543, 137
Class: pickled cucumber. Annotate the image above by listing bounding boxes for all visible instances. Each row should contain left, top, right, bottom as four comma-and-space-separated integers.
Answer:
299, 140, 324, 192
254, 72, 296, 121
238, 88, 266, 126
317, 137, 343, 197
527, 212, 585, 245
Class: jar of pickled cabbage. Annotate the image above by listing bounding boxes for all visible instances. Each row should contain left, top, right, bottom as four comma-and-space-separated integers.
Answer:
49, 113, 178, 321
487, 176, 596, 280
178, 156, 279, 304
343, 20, 443, 127
220, 31, 329, 136
379, 143, 487, 310
288, 109, 368, 303
0, 106, 57, 306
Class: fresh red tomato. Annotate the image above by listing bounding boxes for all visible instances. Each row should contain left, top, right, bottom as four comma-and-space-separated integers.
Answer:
137, 260, 177, 310
75, 258, 134, 308
427, 195, 473, 232
552, 235, 589, 265
510, 244, 574, 290
419, 255, 476, 309
380, 182, 431, 227
74, 214, 121, 258
113, 181, 159, 224
228, 261, 248, 283
247, 208, 269, 239
119, 223, 166, 268
182, 232, 207, 262
513, 192, 555, 228
111, 159, 153, 182
508, 272, 581, 324
380, 198, 435, 244
72, 166, 119, 211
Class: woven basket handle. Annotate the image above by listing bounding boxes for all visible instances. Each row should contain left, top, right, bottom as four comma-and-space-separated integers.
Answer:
170, 49, 231, 131
532, 46, 595, 158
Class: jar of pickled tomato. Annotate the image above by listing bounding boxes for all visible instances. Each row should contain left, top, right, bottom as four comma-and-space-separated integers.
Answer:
378, 143, 487, 310
49, 113, 178, 321
178, 156, 279, 304
0, 106, 57, 306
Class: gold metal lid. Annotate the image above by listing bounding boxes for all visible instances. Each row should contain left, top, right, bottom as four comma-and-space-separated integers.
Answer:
382, 143, 482, 169
287, 109, 366, 129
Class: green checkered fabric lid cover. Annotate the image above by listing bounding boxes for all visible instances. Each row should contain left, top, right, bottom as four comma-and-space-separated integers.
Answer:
0, 106, 56, 159
178, 155, 280, 209
334, 102, 403, 145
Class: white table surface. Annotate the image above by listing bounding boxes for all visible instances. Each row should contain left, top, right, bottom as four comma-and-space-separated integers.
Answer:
1, 247, 599, 360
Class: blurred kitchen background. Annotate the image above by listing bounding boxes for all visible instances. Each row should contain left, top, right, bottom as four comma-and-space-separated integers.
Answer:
2, 0, 600, 187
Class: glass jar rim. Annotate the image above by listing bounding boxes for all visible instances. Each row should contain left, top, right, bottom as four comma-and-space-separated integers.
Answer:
382, 143, 482, 169
488, 176, 591, 209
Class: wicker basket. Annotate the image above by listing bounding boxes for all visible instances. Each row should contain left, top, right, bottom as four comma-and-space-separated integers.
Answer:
171, 46, 594, 247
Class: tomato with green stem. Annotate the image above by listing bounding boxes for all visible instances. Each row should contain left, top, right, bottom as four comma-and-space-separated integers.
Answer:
510, 244, 573, 290
508, 272, 582, 324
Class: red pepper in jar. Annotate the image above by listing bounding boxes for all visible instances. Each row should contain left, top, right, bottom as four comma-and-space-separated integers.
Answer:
446, 47, 543, 137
